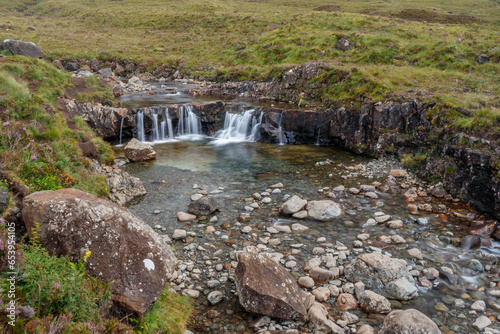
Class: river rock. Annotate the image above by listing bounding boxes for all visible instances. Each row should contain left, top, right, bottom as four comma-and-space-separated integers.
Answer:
281, 195, 307, 215
344, 253, 417, 300
207, 291, 224, 305
335, 293, 358, 310
172, 229, 187, 240
292, 210, 308, 219
188, 196, 220, 216
235, 252, 308, 321
469, 220, 497, 237
357, 324, 375, 334
124, 138, 156, 162
473, 316, 492, 330
308, 302, 345, 334
177, 212, 196, 222
0, 39, 44, 58
306, 200, 343, 221
386, 219, 403, 229
379, 309, 441, 334
309, 267, 339, 283
22, 189, 176, 316
312, 287, 331, 301
407, 248, 423, 260
460, 234, 482, 250
298, 277, 315, 289
358, 290, 391, 313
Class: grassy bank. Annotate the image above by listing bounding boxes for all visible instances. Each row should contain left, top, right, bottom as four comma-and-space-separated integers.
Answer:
0, 0, 498, 141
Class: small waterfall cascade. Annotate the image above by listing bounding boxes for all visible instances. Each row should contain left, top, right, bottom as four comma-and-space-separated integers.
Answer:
151, 113, 160, 141
119, 117, 126, 145
277, 112, 286, 145
211, 109, 263, 146
177, 104, 202, 138
315, 126, 321, 146
136, 111, 146, 142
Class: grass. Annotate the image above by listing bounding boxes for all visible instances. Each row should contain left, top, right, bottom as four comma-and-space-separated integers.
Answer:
0, 0, 497, 141
135, 287, 194, 334
0, 56, 113, 196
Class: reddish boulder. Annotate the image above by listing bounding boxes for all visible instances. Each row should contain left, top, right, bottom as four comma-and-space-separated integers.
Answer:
235, 252, 307, 321
469, 220, 497, 238
22, 189, 176, 317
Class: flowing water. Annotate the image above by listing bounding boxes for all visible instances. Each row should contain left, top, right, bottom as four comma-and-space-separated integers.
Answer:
116, 84, 500, 333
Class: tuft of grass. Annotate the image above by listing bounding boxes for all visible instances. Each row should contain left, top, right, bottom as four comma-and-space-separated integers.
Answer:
136, 287, 193, 334
401, 153, 428, 169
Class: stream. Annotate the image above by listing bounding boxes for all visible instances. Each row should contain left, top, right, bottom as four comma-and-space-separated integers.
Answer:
114, 82, 500, 333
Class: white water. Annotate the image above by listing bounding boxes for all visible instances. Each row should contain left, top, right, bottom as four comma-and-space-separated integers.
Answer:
177, 105, 203, 140
136, 111, 146, 142
119, 117, 126, 146
277, 112, 286, 145
210, 109, 263, 146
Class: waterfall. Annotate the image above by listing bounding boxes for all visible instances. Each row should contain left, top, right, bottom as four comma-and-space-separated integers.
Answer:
211, 109, 262, 146
136, 111, 145, 142
277, 112, 286, 145
151, 113, 159, 141
177, 104, 202, 139
167, 113, 174, 140
160, 120, 166, 140
119, 117, 126, 145
315, 126, 321, 146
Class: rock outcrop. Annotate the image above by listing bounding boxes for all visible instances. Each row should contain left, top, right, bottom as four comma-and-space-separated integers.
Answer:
0, 39, 44, 58
235, 252, 308, 321
89, 160, 146, 206
22, 189, 176, 317
379, 309, 442, 334
124, 138, 156, 162
344, 253, 418, 300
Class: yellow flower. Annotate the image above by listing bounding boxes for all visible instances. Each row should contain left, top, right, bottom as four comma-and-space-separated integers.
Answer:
84, 250, 91, 261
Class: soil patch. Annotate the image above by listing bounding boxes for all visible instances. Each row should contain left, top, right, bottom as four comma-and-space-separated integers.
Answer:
313, 5, 341, 12
394, 9, 482, 24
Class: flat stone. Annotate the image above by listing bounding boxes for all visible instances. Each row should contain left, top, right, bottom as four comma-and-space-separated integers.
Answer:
172, 229, 187, 240
390, 169, 407, 178
291, 223, 309, 232
365, 192, 378, 199
363, 219, 377, 227
375, 215, 391, 223
292, 210, 308, 219
306, 200, 343, 221
309, 267, 339, 284
183, 289, 200, 299
191, 194, 204, 201
473, 316, 492, 330
471, 300, 486, 312
281, 195, 307, 215
270, 183, 284, 188
298, 276, 315, 289
177, 211, 196, 222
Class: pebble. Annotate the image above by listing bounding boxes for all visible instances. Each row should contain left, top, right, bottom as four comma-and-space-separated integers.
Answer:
271, 189, 282, 194
207, 291, 224, 305
471, 300, 486, 312
291, 223, 309, 231
270, 183, 284, 188
207, 280, 221, 288
205, 226, 216, 233
261, 197, 272, 204
453, 299, 466, 309
298, 276, 315, 289
191, 194, 203, 201
386, 219, 403, 229
349, 188, 360, 194
241, 226, 252, 233
274, 225, 292, 233
407, 248, 423, 260
365, 192, 378, 199
375, 215, 391, 223
473, 316, 492, 330
312, 287, 331, 302
285, 261, 297, 269
292, 210, 308, 219
177, 212, 197, 222
183, 289, 200, 298
172, 229, 187, 240
362, 219, 377, 227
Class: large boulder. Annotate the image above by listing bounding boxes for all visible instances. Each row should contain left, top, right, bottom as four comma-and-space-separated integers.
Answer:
0, 39, 44, 58
344, 253, 417, 300
124, 138, 156, 162
22, 189, 176, 317
306, 200, 343, 221
379, 309, 441, 334
188, 196, 220, 216
280, 195, 307, 215
235, 252, 308, 321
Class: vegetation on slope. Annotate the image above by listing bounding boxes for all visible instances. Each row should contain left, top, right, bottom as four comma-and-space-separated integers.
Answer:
0, 0, 497, 140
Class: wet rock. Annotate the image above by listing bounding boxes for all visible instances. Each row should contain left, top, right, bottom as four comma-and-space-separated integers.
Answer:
281, 195, 307, 215
191, 194, 203, 201
439, 266, 458, 284
124, 138, 156, 162
270, 183, 284, 188
172, 229, 187, 240
235, 252, 307, 321
407, 248, 423, 260
335, 293, 358, 310
358, 290, 392, 313
333, 185, 345, 192
360, 185, 376, 192
362, 218, 377, 227
365, 192, 378, 199
291, 223, 309, 232
430, 183, 447, 198
349, 187, 360, 194
184, 289, 200, 299
0, 39, 44, 58
292, 210, 308, 219
386, 219, 403, 229
308, 302, 345, 334
177, 212, 196, 222
471, 300, 486, 312
207, 291, 224, 305
469, 220, 497, 238
460, 234, 482, 250
416, 217, 428, 225
22, 189, 176, 317
342, 311, 359, 325
375, 215, 391, 223
309, 267, 339, 283
473, 316, 491, 330
379, 309, 441, 334
390, 169, 407, 178
306, 200, 343, 221
453, 299, 465, 309
188, 196, 220, 216
344, 253, 417, 300
304, 258, 322, 271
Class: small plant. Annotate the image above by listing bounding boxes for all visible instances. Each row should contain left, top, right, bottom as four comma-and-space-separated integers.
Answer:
401, 153, 428, 169
135, 287, 193, 334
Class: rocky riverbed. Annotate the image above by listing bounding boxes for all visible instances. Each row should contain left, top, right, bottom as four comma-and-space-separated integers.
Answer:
115, 141, 500, 333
